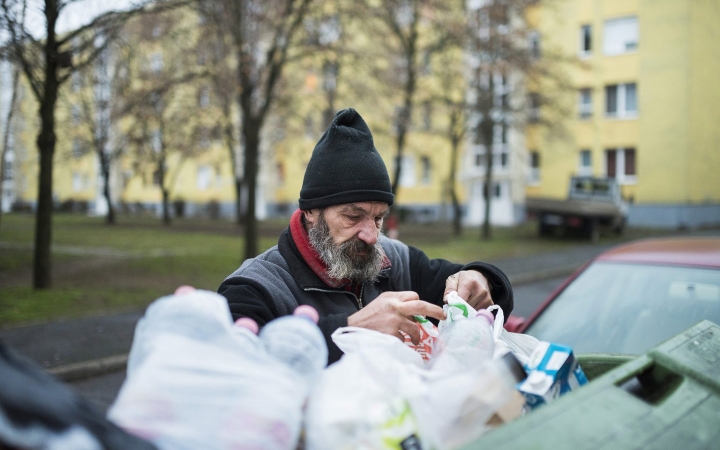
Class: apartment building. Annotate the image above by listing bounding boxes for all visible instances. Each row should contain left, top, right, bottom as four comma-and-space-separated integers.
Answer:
528, 0, 720, 228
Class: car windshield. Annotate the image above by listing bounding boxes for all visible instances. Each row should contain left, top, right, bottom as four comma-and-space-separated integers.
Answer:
524, 262, 720, 355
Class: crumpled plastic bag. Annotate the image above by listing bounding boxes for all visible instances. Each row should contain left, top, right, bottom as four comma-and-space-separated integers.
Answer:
306, 324, 517, 450
108, 289, 322, 450
487, 305, 541, 365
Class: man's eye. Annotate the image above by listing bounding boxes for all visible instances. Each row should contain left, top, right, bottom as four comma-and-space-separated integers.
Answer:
346, 215, 361, 221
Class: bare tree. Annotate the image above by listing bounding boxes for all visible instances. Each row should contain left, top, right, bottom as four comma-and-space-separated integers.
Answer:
63, 37, 136, 225
360, 0, 424, 197
466, 0, 569, 240
123, 9, 206, 226
198, 0, 313, 260
0, 0, 180, 288
0, 53, 21, 229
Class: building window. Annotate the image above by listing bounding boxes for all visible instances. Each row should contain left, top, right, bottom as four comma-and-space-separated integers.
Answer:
72, 172, 83, 192
198, 127, 210, 149
72, 138, 83, 158
580, 24, 592, 56
528, 93, 540, 123
578, 88, 592, 119
528, 30, 541, 59
605, 83, 637, 118
420, 156, 431, 185
71, 72, 82, 92
603, 16, 638, 56
528, 150, 540, 184
394, 155, 416, 187
483, 182, 503, 199
474, 150, 485, 167
150, 52, 164, 73
500, 150, 509, 168
197, 165, 211, 190
3, 150, 14, 182
422, 101, 432, 131
198, 85, 210, 108
605, 148, 637, 184
276, 162, 285, 185
579, 149, 592, 175
71, 104, 81, 125
152, 130, 162, 153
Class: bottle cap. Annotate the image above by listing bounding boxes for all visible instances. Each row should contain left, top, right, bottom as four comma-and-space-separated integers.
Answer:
234, 317, 259, 334
475, 309, 494, 324
294, 305, 319, 324
174, 285, 195, 295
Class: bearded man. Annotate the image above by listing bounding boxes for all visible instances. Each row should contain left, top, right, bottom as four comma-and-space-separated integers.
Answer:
218, 108, 513, 364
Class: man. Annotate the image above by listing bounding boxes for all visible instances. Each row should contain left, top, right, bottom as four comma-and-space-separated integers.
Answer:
218, 108, 513, 364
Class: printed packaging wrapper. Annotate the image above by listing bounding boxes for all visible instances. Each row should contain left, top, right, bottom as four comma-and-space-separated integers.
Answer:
401, 315, 440, 361
400, 292, 476, 361
516, 341, 588, 410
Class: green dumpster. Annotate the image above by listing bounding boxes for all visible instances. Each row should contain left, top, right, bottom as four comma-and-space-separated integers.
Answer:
462, 320, 720, 449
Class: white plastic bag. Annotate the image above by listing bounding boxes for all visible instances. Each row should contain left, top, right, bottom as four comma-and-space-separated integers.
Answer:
306, 325, 517, 450
305, 327, 429, 450
108, 289, 322, 450
488, 305, 541, 365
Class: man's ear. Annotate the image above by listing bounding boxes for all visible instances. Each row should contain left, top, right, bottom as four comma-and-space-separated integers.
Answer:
302, 209, 318, 226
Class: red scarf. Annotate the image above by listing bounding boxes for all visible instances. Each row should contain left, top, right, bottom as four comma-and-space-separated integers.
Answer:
289, 209, 390, 289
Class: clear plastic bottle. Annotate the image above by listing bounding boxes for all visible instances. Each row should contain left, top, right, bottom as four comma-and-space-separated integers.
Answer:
431, 309, 495, 373
258, 305, 328, 386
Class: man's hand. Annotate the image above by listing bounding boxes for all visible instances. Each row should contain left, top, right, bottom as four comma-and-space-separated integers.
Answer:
347, 291, 445, 344
444, 270, 494, 310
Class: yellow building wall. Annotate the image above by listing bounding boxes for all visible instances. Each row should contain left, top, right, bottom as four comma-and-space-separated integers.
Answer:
636, 0, 690, 203
687, 0, 720, 203
532, 0, 720, 207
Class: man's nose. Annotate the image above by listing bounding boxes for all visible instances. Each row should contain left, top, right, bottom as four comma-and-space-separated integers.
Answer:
356, 219, 378, 245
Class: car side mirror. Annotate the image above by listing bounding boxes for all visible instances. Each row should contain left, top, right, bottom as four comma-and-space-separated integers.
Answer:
504, 315, 526, 333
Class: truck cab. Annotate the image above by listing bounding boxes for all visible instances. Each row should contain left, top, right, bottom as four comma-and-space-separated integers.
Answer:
526, 176, 629, 241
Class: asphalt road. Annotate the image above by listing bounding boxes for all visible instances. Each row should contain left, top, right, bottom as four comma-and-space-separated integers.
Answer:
66, 275, 570, 414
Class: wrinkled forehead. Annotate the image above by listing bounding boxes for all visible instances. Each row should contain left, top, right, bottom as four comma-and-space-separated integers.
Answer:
331, 202, 389, 216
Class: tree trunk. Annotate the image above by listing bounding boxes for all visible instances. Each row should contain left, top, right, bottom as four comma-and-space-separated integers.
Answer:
102, 163, 115, 225
242, 117, 260, 259
162, 186, 171, 225
447, 109, 463, 236
481, 119, 494, 241
33, 17, 60, 289
235, 178, 245, 226
33, 96, 58, 289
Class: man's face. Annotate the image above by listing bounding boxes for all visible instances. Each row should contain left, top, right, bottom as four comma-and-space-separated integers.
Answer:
306, 202, 389, 283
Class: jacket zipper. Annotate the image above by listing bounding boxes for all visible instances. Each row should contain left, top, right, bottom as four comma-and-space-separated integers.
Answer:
304, 287, 364, 311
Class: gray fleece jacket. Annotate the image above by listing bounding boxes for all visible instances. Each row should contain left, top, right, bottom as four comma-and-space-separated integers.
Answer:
218, 227, 514, 364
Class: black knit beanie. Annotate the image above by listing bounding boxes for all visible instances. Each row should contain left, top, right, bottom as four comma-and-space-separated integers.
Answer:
298, 108, 394, 210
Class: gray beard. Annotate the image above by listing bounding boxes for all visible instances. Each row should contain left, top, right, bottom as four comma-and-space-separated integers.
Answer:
308, 213, 385, 284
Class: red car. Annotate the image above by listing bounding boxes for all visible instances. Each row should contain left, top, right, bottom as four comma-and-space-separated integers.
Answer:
507, 237, 720, 355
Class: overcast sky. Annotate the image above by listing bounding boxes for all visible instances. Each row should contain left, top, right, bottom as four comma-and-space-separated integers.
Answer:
22, 0, 138, 38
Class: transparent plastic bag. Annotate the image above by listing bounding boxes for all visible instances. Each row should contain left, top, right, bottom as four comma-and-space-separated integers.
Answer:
108, 289, 325, 450
488, 305, 541, 365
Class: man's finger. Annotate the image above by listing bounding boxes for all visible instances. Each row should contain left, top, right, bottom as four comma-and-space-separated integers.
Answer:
396, 300, 446, 321
394, 291, 421, 302
443, 273, 459, 298
399, 318, 421, 345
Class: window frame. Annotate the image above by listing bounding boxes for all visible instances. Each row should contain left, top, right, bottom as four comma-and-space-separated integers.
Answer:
579, 24, 592, 57
603, 16, 639, 56
605, 83, 638, 119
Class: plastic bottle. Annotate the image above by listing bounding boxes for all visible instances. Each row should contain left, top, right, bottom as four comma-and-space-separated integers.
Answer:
430, 309, 495, 373
258, 305, 328, 386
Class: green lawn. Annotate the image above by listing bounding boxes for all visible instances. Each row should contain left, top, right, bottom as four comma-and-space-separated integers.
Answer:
0, 212, 666, 326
